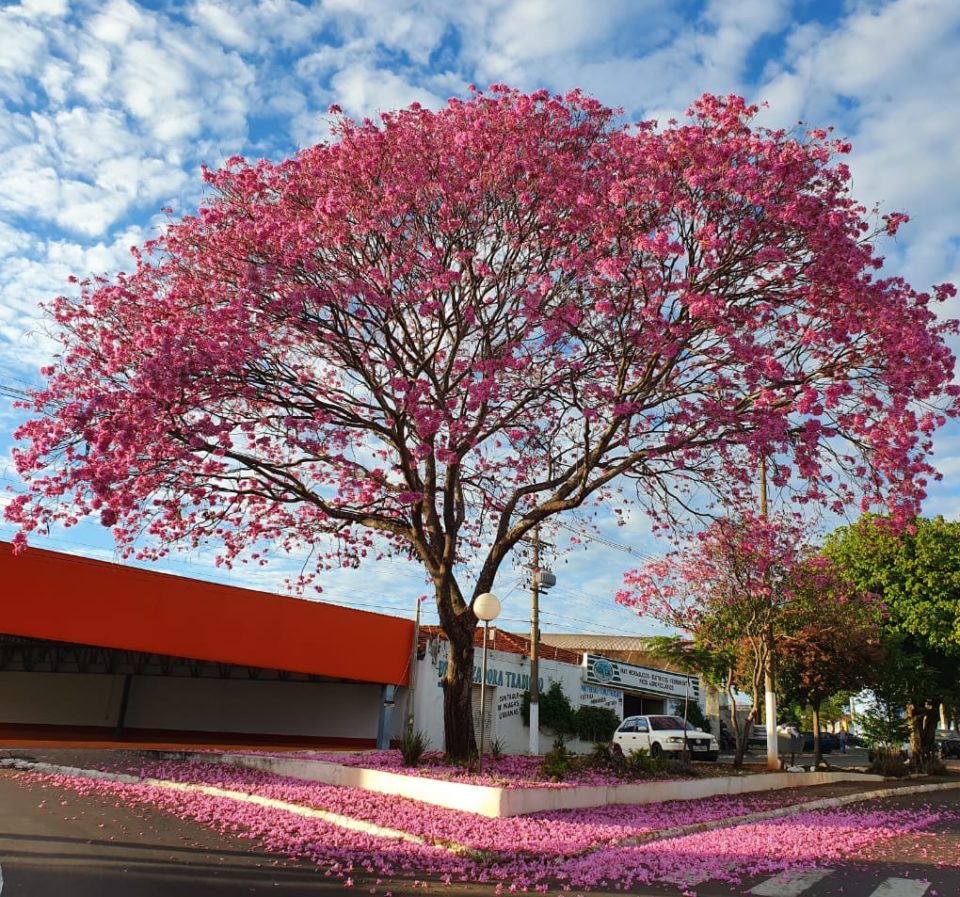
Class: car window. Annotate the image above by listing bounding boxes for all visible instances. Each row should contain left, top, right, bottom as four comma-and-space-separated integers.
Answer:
649, 715, 686, 731
636, 718, 649, 732
618, 719, 637, 733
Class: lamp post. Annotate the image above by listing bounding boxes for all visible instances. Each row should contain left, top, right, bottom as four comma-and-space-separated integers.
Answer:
473, 592, 501, 774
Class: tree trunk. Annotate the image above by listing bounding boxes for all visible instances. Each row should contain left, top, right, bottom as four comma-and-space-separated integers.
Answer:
442, 613, 478, 760
727, 680, 748, 769
812, 702, 822, 767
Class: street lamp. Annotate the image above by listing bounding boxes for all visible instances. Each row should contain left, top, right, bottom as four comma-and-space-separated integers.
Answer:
473, 592, 501, 773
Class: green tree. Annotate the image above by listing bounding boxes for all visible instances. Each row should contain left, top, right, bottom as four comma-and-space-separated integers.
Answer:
775, 556, 884, 765
644, 633, 751, 765
824, 516, 960, 766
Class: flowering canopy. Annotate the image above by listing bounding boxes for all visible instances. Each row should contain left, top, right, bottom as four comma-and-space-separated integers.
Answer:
617, 513, 881, 764
7, 87, 957, 756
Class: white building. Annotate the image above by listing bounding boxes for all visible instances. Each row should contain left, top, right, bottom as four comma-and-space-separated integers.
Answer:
406, 628, 704, 754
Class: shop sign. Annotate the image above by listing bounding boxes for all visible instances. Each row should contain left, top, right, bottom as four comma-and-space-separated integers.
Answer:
579, 682, 623, 715
437, 658, 542, 691
584, 654, 699, 700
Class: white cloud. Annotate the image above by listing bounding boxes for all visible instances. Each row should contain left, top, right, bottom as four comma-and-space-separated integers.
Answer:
89, 0, 149, 45
755, 0, 960, 296
329, 64, 444, 120
0, 12, 48, 104
20, 0, 68, 15
189, 0, 258, 51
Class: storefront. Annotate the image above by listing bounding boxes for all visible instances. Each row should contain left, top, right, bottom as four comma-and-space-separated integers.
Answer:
0, 542, 413, 747
409, 630, 704, 754
583, 654, 700, 718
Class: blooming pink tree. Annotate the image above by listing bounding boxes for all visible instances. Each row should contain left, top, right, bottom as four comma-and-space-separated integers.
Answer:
619, 512, 804, 766
619, 514, 883, 767
7, 88, 957, 758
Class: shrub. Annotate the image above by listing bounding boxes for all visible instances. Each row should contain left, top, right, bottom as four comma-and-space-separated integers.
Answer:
679, 701, 710, 733
622, 747, 668, 778
522, 681, 577, 738
583, 741, 626, 775
574, 705, 621, 743
541, 740, 573, 781
662, 757, 701, 778
920, 756, 947, 776
867, 746, 909, 778
860, 701, 908, 754
399, 729, 429, 767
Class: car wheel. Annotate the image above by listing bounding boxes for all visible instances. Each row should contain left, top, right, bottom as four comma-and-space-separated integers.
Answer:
650, 742, 663, 759
612, 742, 623, 756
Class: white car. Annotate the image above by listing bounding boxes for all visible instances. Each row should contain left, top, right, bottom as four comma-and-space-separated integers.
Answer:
612, 714, 720, 761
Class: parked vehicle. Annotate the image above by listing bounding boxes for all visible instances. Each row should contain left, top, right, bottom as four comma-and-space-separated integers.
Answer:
748, 724, 767, 748
936, 731, 960, 759
613, 715, 720, 761
801, 731, 835, 754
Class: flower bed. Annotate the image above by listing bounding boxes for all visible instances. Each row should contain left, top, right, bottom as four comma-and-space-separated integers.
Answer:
246, 748, 720, 788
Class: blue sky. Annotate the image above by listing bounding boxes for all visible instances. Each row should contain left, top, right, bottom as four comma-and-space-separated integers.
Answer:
1, 0, 959, 638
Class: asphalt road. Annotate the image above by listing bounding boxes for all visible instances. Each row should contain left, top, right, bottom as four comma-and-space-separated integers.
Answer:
2, 768, 959, 897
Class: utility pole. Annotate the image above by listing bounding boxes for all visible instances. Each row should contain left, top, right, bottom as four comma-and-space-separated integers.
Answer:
528, 523, 541, 756
405, 597, 421, 736
760, 456, 780, 772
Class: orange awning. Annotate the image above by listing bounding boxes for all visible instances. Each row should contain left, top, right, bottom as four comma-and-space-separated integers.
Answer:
0, 542, 413, 685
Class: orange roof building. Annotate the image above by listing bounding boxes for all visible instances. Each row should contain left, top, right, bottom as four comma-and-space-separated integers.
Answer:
0, 542, 414, 748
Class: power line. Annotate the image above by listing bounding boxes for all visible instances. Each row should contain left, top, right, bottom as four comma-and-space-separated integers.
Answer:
0, 383, 30, 401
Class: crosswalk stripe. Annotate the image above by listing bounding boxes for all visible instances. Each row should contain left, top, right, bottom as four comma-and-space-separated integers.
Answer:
749, 868, 833, 896
868, 879, 929, 897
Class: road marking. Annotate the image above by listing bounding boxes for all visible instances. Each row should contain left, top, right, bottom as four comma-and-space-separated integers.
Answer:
146, 779, 430, 846
1, 860, 4, 894
2, 759, 431, 848
749, 868, 833, 896
869, 879, 929, 897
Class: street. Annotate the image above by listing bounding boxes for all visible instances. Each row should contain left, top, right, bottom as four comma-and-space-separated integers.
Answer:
1, 768, 958, 896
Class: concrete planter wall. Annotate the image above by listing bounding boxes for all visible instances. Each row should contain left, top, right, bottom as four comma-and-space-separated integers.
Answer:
196, 752, 884, 818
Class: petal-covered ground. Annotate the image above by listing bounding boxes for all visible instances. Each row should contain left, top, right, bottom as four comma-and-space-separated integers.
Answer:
11, 758, 958, 892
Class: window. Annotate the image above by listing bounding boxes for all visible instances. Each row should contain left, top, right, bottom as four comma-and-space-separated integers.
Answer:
649, 715, 687, 731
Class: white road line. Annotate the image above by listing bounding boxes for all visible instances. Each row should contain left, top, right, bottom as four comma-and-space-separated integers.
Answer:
869, 879, 930, 897
749, 868, 833, 896
1, 860, 4, 894
3, 759, 431, 848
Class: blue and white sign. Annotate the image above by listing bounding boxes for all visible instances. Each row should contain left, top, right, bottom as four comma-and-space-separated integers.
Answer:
584, 654, 699, 700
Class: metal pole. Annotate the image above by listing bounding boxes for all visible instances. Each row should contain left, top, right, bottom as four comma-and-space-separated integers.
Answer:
479, 619, 490, 773
759, 455, 780, 772
406, 598, 421, 736
528, 524, 541, 756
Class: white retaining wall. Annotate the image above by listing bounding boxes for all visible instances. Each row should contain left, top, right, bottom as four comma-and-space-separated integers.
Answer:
208, 751, 884, 818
